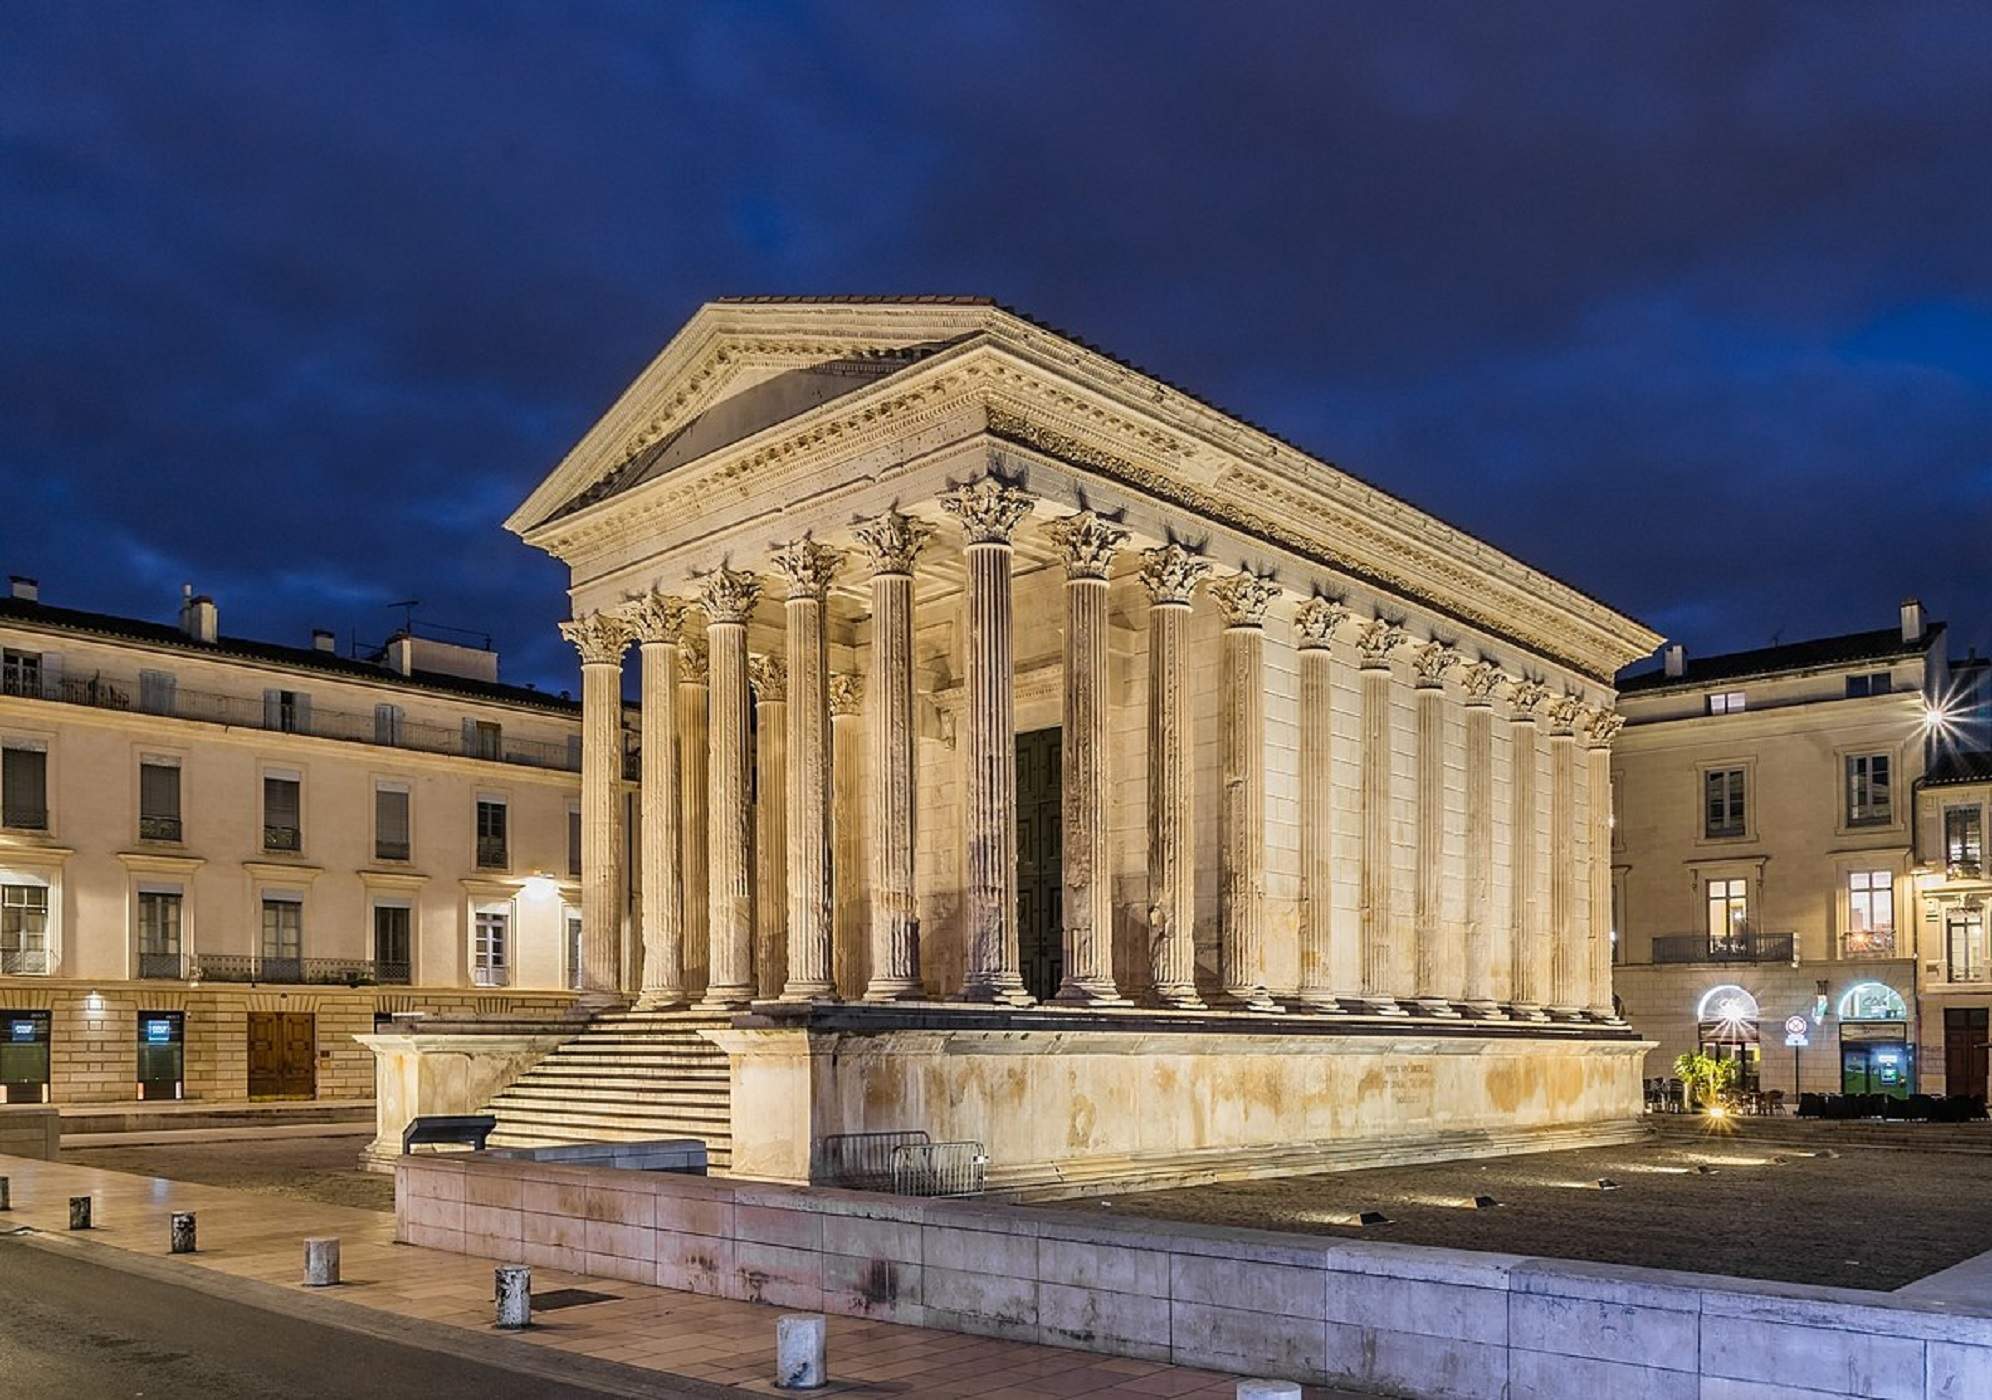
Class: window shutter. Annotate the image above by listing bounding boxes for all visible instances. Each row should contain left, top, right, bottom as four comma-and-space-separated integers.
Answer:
376, 788, 410, 850
263, 689, 281, 729
264, 776, 300, 828
566, 734, 582, 770
140, 670, 177, 715
462, 719, 478, 756
140, 762, 180, 819
3, 748, 48, 825
568, 808, 582, 876
40, 653, 62, 693
374, 703, 403, 745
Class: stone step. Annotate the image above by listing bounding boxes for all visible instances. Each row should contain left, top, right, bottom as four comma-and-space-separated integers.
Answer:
506, 1070, 729, 1091
492, 1088, 729, 1111
514, 1054, 728, 1071
490, 1105, 732, 1131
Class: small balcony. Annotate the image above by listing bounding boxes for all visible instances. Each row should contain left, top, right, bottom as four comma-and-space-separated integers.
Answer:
472, 963, 510, 988
263, 824, 302, 853
475, 836, 509, 870
374, 959, 411, 986
374, 839, 411, 863
2, 804, 47, 831
139, 814, 183, 843
1650, 931, 1796, 965
0, 948, 51, 975
192, 953, 382, 986
137, 951, 187, 980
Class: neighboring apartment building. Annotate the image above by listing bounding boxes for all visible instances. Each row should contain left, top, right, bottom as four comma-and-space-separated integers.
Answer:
1912, 746, 1992, 1099
1612, 600, 1948, 1100
0, 575, 601, 1105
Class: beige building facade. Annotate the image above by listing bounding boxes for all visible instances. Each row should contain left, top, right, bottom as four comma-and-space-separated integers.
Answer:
1612, 602, 1947, 1099
486, 297, 1665, 1188
0, 578, 596, 1104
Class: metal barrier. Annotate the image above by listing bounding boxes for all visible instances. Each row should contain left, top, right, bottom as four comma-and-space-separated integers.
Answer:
815, 1130, 929, 1191
890, 1141, 988, 1198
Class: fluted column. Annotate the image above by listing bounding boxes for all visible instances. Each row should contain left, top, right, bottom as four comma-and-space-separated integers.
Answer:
1410, 642, 1462, 1017
1585, 709, 1624, 1020
770, 540, 842, 1001
1459, 663, 1503, 1017
1547, 694, 1582, 1017
676, 631, 711, 997
829, 674, 868, 998
852, 510, 933, 1001
749, 654, 788, 999
698, 567, 760, 1009
1209, 571, 1281, 1012
559, 610, 634, 1004
1140, 544, 1211, 1009
1293, 599, 1352, 1011
1357, 619, 1409, 1015
622, 593, 689, 1007
1507, 681, 1549, 1019
1046, 511, 1130, 1006
941, 479, 1035, 1005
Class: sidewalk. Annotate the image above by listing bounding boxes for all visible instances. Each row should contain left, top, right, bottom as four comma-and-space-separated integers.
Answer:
0, 1153, 1331, 1398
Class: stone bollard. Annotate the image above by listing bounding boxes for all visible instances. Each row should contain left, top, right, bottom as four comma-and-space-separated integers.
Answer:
775, 1312, 827, 1390
494, 1265, 531, 1329
169, 1212, 196, 1254
68, 1195, 92, 1230
303, 1237, 341, 1286
0, 1175, 10, 1211
1236, 1383, 1302, 1400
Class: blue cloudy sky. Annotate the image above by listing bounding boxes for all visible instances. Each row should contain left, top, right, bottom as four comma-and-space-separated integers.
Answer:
4, 3, 1989, 690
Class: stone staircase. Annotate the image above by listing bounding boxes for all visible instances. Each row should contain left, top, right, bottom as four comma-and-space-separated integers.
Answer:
482, 1008, 735, 1171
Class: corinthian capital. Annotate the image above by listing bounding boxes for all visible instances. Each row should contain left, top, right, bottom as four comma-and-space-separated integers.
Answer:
1506, 677, 1551, 716
852, 509, 934, 576
939, 478, 1035, 544
769, 538, 843, 600
1207, 571, 1281, 628
1137, 544, 1212, 606
1293, 597, 1352, 650
1545, 693, 1585, 734
560, 610, 634, 666
1355, 618, 1410, 670
1410, 640, 1461, 689
618, 590, 691, 644
679, 631, 710, 684
749, 654, 787, 703
828, 673, 865, 717
696, 566, 761, 625
1044, 510, 1129, 580
1458, 661, 1502, 706
1584, 707, 1626, 748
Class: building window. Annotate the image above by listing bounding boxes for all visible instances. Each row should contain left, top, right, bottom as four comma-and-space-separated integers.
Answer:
372, 904, 411, 985
138, 670, 177, 716
1947, 907, 1986, 984
0, 883, 50, 975
1, 743, 48, 830
468, 721, 503, 762
1838, 982, 1907, 1021
1707, 691, 1746, 715
1946, 806, 1984, 878
374, 786, 411, 862
474, 907, 509, 986
260, 897, 303, 980
1846, 671, 1893, 698
139, 759, 182, 842
374, 704, 404, 746
1844, 753, 1892, 827
1, 650, 42, 699
1705, 877, 1749, 951
263, 775, 302, 852
137, 890, 183, 979
263, 689, 311, 735
1846, 870, 1894, 956
565, 906, 582, 989
476, 798, 508, 869
567, 806, 582, 878
1704, 768, 1746, 838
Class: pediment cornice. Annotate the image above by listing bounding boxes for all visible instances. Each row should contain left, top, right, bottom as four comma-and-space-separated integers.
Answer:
514, 307, 1662, 682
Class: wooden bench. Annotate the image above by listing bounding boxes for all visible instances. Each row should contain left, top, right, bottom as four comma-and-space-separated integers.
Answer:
402, 1113, 497, 1154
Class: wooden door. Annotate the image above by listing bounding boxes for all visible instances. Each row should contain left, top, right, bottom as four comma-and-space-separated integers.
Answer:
1015, 727, 1063, 1002
247, 1012, 317, 1099
1945, 1008, 1989, 1099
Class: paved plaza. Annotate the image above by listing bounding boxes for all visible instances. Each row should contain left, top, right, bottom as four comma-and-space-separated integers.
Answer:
0, 1152, 1357, 1398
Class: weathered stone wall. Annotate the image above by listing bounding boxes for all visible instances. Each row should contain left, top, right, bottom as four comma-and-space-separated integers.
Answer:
397, 1151, 1992, 1399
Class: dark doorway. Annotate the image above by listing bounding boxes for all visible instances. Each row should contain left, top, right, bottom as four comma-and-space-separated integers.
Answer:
247, 1012, 316, 1099
1945, 1007, 1989, 1099
1015, 727, 1062, 1002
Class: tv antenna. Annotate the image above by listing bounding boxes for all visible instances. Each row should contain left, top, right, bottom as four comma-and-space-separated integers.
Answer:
386, 599, 421, 635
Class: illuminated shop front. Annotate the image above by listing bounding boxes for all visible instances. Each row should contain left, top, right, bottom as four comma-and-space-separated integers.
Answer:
1838, 981, 1913, 1097
1696, 983, 1762, 1092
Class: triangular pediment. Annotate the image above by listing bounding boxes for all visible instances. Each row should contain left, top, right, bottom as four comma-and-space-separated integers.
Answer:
506, 298, 1007, 535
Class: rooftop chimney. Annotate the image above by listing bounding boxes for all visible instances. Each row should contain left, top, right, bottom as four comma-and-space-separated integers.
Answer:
9, 576, 38, 602
178, 584, 218, 644
311, 629, 336, 653
1663, 643, 1685, 678
385, 635, 414, 677
1900, 598, 1924, 644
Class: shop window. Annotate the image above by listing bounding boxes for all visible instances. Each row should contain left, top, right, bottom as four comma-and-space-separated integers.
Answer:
1837, 982, 1907, 1021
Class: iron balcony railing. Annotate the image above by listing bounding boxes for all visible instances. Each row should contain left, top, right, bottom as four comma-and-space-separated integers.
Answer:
374, 839, 411, 862
0, 948, 52, 975
137, 951, 186, 980
192, 953, 384, 986
1650, 931, 1796, 965
374, 959, 411, 986
9, 672, 582, 775
2, 804, 47, 831
472, 963, 510, 987
263, 824, 302, 852
475, 836, 509, 869
138, 814, 183, 842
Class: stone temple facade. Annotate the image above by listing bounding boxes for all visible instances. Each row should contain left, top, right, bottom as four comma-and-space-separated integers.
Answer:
502, 297, 1663, 1190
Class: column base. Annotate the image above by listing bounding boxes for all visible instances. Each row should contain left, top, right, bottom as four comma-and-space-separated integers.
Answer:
1461, 1000, 1508, 1020
1213, 988, 1282, 1014
1145, 986, 1207, 1011
1546, 1004, 1588, 1022
1586, 1005, 1621, 1023
952, 979, 1036, 1008
1364, 996, 1411, 1017
861, 979, 925, 1004
634, 990, 690, 1010
1413, 997, 1463, 1018
778, 983, 840, 1003
1285, 992, 1352, 1015
1506, 1002, 1553, 1022
1050, 980, 1132, 1008
696, 985, 754, 1011
576, 990, 632, 1014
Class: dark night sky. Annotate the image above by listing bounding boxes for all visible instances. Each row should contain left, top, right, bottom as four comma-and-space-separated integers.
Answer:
4, 3, 1990, 693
